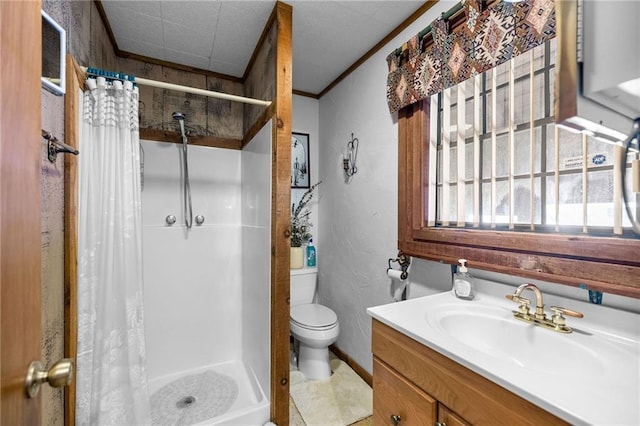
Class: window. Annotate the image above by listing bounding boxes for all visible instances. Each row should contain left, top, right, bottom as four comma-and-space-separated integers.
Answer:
431, 38, 638, 235
397, 50, 640, 298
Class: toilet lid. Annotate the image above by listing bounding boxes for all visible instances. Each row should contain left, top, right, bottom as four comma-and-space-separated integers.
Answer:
291, 304, 337, 329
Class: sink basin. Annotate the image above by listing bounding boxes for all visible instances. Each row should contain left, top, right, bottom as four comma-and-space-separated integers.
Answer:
426, 303, 610, 375
367, 281, 640, 426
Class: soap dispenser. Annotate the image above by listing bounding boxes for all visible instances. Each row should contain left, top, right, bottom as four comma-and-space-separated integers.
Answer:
453, 259, 475, 300
306, 239, 316, 267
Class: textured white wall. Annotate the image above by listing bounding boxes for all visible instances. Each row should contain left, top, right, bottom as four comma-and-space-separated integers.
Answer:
316, 2, 458, 374
292, 95, 320, 253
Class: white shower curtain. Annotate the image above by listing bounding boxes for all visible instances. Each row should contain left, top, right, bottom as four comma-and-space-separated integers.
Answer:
76, 76, 151, 425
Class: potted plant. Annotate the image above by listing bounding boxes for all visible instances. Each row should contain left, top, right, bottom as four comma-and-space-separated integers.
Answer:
290, 181, 321, 269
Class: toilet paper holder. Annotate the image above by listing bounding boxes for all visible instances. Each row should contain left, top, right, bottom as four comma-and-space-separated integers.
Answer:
387, 251, 411, 280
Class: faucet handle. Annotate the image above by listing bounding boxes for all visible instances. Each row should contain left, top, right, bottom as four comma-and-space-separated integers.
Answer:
506, 294, 531, 316
550, 306, 584, 318
506, 294, 530, 305
550, 306, 583, 331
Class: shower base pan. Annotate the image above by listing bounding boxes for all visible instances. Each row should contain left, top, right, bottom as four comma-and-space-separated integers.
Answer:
149, 359, 269, 426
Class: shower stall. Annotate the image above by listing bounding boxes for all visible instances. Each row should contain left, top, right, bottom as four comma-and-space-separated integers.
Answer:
140, 118, 272, 425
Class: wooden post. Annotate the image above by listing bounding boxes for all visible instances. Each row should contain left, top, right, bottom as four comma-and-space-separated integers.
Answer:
271, 2, 293, 424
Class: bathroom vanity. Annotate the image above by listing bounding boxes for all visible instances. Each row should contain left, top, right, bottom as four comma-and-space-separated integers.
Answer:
368, 280, 640, 425
372, 320, 564, 425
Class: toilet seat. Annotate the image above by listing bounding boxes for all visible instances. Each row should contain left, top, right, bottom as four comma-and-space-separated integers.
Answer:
290, 304, 337, 331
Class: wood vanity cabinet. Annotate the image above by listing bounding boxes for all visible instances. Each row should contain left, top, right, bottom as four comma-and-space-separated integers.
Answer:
372, 319, 568, 426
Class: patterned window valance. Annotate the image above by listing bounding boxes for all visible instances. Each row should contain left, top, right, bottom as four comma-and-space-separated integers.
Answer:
386, 0, 556, 113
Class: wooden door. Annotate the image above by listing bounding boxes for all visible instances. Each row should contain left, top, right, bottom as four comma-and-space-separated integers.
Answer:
1, 0, 44, 424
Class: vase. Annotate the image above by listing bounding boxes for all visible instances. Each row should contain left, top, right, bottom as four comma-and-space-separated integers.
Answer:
290, 246, 304, 269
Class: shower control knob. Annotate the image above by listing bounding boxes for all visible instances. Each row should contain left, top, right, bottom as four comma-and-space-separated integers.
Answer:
195, 215, 205, 225
166, 215, 177, 225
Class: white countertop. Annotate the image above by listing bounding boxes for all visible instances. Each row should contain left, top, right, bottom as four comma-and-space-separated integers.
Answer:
367, 280, 640, 426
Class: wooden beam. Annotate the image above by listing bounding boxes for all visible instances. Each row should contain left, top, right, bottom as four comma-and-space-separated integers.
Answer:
271, 2, 293, 424
139, 128, 242, 150
242, 103, 276, 149
64, 54, 81, 426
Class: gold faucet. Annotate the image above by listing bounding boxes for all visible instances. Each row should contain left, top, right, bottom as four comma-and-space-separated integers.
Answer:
506, 283, 584, 333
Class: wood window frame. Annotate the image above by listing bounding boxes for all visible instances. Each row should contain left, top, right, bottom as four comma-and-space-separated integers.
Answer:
397, 100, 640, 299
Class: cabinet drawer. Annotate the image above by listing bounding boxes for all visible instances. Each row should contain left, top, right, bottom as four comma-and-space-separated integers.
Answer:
373, 357, 437, 426
438, 404, 470, 426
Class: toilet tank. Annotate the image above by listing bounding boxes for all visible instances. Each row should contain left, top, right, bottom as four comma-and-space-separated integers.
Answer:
290, 268, 317, 306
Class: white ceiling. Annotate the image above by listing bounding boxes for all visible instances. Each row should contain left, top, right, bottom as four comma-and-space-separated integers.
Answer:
100, 1, 425, 95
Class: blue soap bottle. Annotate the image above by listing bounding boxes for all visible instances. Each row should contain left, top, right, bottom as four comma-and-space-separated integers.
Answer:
306, 239, 316, 267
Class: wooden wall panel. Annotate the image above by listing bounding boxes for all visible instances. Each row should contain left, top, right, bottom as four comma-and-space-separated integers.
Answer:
118, 58, 165, 130
243, 17, 276, 134
206, 77, 244, 140
118, 57, 245, 141
162, 67, 209, 134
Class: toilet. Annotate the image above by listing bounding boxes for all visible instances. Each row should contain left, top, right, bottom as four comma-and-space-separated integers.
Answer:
290, 268, 339, 380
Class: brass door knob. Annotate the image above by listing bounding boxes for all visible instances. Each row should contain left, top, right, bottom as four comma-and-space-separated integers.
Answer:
25, 358, 74, 398
390, 414, 401, 425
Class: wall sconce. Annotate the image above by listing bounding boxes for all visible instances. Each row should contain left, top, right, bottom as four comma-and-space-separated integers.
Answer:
343, 133, 359, 179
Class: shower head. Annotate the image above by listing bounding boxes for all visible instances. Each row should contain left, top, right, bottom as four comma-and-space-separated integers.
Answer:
172, 112, 187, 140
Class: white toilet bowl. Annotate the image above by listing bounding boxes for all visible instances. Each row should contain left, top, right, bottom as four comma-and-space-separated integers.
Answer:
290, 303, 339, 380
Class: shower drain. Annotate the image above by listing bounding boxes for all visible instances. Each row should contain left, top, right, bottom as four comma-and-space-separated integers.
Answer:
176, 395, 197, 409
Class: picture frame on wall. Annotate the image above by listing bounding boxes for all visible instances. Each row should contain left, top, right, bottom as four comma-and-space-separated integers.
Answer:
291, 132, 310, 189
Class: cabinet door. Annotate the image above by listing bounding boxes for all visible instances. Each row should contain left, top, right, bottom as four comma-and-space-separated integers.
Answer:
373, 357, 437, 426
438, 404, 470, 426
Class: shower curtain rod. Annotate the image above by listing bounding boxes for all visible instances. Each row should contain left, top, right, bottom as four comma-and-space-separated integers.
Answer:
80, 66, 272, 107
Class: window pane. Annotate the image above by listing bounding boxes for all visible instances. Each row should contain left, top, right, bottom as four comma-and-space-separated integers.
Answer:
514, 51, 531, 79
587, 169, 614, 227
449, 184, 458, 222
533, 72, 547, 121
482, 182, 491, 223
495, 134, 509, 177
545, 175, 557, 226
494, 85, 509, 132
436, 148, 442, 184
495, 61, 510, 86
495, 180, 509, 223
558, 127, 583, 172
545, 124, 556, 173
509, 177, 542, 224
482, 136, 492, 179
514, 76, 531, 126
587, 136, 615, 167
450, 146, 457, 182
512, 128, 541, 175
558, 173, 583, 226
436, 185, 442, 222
465, 141, 474, 180
623, 167, 639, 227
465, 183, 474, 223
449, 103, 457, 142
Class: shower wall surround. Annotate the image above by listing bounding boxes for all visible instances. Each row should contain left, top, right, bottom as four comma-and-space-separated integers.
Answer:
141, 141, 244, 377
141, 122, 271, 425
241, 121, 272, 397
